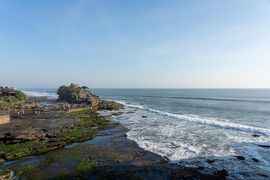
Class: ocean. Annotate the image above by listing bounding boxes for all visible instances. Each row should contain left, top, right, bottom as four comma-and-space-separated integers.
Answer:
23, 88, 270, 179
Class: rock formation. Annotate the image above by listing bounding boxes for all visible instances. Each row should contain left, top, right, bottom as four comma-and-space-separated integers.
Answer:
57, 83, 95, 104
0, 87, 26, 101
57, 84, 123, 110
98, 100, 124, 110
0, 86, 27, 109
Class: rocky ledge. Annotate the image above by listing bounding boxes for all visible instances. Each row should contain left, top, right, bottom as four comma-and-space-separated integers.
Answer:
0, 85, 228, 179
0, 124, 228, 179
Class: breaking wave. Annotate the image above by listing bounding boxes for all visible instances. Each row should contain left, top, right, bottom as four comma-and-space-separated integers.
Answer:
117, 101, 270, 136
23, 90, 58, 99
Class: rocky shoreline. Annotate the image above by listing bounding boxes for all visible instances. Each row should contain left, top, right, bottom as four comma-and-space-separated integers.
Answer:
0, 119, 228, 180
0, 85, 229, 179
0, 108, 229, 179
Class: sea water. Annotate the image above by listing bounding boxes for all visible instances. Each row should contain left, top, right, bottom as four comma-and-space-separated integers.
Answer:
23, 88, 270, 179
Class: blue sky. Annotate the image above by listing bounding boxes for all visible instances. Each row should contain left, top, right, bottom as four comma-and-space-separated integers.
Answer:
0, 0, 270, 88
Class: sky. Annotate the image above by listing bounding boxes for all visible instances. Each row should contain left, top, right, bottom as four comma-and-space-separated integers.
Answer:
0, 0, 270, 88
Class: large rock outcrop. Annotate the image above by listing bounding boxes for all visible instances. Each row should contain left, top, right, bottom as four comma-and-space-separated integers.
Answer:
57, 84, 124, 110
57, 84, 97, 105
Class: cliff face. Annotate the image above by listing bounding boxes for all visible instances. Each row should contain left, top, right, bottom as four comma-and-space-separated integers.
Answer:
57, 84, 124, 110
57, 84, 98, 105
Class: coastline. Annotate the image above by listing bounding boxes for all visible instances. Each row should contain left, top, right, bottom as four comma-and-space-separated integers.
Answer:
0, 120, 228, 179
0, 100, 228, 179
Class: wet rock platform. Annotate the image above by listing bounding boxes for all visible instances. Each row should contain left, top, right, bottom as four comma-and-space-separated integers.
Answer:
1, 124, 228, 179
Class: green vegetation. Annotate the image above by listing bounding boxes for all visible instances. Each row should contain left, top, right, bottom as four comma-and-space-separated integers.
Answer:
0, 109, 111, 164
67, 108, 110, 129
15, 90, 27, 101
13, 155, 96, 180
16, 164, 45, 180
0, 89, 27, 109
0, 140, 56, 161
12, 146, 140, 180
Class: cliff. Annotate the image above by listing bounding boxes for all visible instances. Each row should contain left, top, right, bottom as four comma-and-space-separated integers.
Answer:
57, 83, 94, 104
57, 84, 123, 110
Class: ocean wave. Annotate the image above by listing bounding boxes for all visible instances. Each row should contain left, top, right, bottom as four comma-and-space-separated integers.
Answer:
116, 101, 270, 136
126, 132, 203, 161
23, 91, 58, 99
112, 94, 270, 104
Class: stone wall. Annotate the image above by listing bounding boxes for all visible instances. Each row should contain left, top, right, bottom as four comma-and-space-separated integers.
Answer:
0, 115, 10, 124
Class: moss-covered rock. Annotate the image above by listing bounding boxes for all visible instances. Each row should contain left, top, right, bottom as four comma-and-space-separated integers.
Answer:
98, 100, 124, 111
0, 108, 111, 164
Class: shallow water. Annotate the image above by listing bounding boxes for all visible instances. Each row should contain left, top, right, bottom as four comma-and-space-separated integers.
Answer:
0, 133, 114, 170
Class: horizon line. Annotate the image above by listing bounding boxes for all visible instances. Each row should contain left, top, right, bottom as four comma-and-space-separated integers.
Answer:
19, 87, 270, 90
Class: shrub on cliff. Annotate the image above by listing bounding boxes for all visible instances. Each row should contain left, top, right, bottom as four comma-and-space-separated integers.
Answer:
0, 88, 27, 108
15, 90, 27, 101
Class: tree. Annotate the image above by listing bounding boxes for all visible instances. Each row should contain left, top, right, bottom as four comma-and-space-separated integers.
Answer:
57, 85, 68, 101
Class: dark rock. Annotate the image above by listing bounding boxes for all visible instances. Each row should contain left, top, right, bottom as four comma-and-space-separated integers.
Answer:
207, 159, 216, 163
257, 144, 270, 148
0, 151, 6, 159
46, 134, 58, 139
197, 166, 204, 170
163, 156, 170, 162
126, 111, 135, 114
112, 112, 124, 116
215, 169, 229, 177
98, 100, 124, 111
4, 132, 11, 136
252, 134, 260, 138
41, 128, 48, 133
0, 127, 48, 144
235, 156, 245, 160
142, 116, 148, 118
252, 158, 260, 162
258, 173, 268, 178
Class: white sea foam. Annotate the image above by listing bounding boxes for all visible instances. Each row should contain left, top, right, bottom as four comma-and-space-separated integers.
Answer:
112, 98, 270, 178
129, 134, 198, 155
23, 91, 58, 99
115, 101, 270, 136
127, 132, 202, 161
